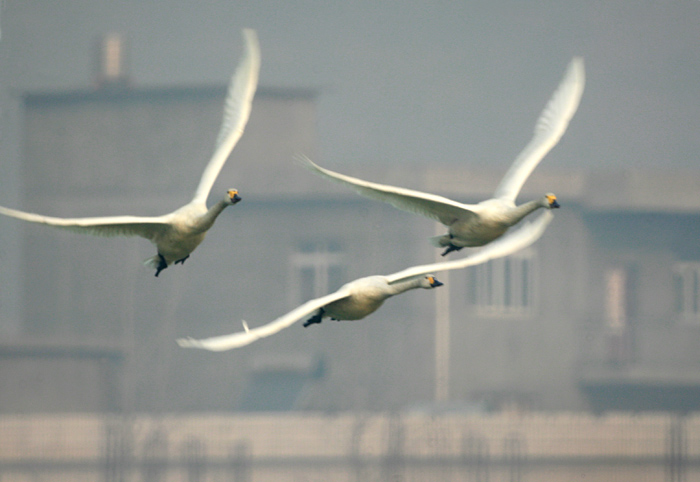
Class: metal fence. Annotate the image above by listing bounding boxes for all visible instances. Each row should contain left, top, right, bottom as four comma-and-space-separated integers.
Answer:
0, 412, 698, 482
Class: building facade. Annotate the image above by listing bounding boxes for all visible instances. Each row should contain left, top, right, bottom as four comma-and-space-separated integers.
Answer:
1, 82, 699, 413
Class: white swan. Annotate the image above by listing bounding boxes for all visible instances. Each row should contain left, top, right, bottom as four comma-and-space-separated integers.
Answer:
0, 29, 260, 276
297, 57, 583, 256
177, 211, 552, 351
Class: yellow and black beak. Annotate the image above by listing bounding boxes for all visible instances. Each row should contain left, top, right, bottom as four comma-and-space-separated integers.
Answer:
428, 276, 444, 288
228, 189, 242, 204
546, 194, 560, 209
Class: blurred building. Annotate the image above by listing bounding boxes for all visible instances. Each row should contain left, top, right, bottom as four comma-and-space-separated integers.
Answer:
1, 76, 700, 414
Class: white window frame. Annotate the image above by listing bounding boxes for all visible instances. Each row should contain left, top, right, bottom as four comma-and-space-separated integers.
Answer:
673, 262, 700, 322
605, 267, 628, 332
466, 247, 538, 317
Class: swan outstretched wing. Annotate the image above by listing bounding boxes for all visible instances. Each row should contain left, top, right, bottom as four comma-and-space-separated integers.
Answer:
191, 28, 260, 205
296, 154, 477, 226
0, 205, 171, 241
177, 288, 353, 351
493, 57, 585, 203
385, 211, 553, 283
177, 211, 553, 351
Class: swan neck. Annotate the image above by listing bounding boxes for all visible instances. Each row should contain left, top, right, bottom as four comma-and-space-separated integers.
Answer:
388, 277, 424, 295
195, 199, 230, 231
511, 199, 543, 223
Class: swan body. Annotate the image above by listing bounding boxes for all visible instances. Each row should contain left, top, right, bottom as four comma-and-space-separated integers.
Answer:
177, 210, 553, 351
302, 274, 444, 327
0, 29, 260, 276
296, 57, 583, 256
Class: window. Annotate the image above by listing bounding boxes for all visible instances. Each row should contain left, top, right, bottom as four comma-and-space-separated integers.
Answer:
605, 268, 627, 332
466, 248, 537, 316
290, 240, 346, 304
673, 262, 700, 321
604, 267, 633, 365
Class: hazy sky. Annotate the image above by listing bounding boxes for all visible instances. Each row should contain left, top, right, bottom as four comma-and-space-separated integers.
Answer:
1, 1, 699, 173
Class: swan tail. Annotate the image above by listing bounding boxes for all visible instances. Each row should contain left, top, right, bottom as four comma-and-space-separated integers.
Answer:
143, 255, 161, 269
428, 234, 448, 247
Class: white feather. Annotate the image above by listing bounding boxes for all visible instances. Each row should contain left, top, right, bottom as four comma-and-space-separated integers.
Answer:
493, 57, 585, 202
0, 29, 261, 275
295, 57, 583, 252
176, 211, 552, 351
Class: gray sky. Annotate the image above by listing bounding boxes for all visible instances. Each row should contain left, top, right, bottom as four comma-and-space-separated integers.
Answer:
1, 1, 699, 172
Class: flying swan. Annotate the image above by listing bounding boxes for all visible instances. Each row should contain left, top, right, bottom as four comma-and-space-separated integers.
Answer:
296, 57, 584, 256
177, 210, 552, 351
0, 29, 260, 276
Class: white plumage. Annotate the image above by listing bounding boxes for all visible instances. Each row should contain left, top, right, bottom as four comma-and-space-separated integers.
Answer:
297, 57, 584, 256
177, 211, 552, 351
0, 29, 260, 276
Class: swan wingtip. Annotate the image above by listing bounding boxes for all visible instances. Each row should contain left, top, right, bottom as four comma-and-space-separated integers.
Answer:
176, 337, 193, 347
293, 152, 311, 164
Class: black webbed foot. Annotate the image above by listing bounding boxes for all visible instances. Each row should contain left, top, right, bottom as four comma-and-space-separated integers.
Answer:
154, 254, 168, 277
175, 255, 190, 265
440, 244, 463, 256
303, 308, 325, 328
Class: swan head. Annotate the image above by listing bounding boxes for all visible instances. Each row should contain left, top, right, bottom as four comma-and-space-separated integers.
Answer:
545, 193, 560, 209
423, 275, 444, 289
226, 189, 242, 205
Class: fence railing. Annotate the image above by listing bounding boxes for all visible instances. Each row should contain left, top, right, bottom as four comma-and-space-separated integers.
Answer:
1, 411, 699, 482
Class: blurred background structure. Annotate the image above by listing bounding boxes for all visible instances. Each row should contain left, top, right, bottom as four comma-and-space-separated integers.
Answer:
2, 35, 700, 415
0, 2, 700, 481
